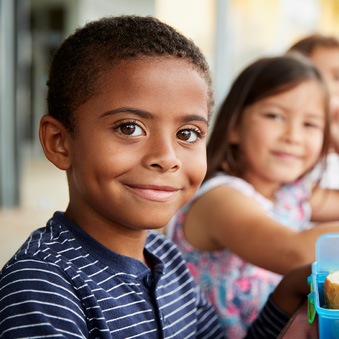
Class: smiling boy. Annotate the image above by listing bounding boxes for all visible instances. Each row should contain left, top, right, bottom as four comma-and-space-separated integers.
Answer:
0, 16, 224, 338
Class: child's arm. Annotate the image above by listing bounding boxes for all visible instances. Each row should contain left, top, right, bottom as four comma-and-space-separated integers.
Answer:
185, 185, 339, 275
310, 187, 339, 222
245, 264, 311, 339
270, 263, 311, 316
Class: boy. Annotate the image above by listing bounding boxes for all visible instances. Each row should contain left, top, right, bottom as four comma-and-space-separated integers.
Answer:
0, 15, 311, 338
0, 15, 223, 338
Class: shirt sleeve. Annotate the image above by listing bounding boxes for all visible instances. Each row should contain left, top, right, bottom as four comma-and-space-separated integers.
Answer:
0, 259, 88, 338
194, 284, 226, 339
245, 293, 290, 339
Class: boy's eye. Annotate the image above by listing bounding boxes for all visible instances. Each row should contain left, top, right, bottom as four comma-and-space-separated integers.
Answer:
177, 128, 202, 143
118, 123, 144, 136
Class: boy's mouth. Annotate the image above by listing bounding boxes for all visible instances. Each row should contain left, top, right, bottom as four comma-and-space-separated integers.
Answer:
126, 184, 181, 202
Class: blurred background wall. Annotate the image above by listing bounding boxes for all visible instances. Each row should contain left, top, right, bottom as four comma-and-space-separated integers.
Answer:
1, 0, 339, 265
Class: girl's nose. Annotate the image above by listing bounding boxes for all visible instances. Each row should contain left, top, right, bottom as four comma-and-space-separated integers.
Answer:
283, 122, 302, 143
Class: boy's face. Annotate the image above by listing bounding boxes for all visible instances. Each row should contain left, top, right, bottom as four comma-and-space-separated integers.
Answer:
65, 58, 209, 234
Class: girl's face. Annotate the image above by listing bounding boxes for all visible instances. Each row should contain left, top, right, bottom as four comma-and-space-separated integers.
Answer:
64, 57, 209, 239
229, 79, 326, 196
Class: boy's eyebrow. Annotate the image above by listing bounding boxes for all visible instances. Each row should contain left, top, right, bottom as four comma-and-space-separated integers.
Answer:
100, 107, 151, 119
99, 107, 209, 125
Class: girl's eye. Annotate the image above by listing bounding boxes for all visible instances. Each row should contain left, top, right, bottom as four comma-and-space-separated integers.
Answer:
177, 128, 202, 143
304, 121, 322, 129
264, 112, 283, 121
117, 122, 144, 136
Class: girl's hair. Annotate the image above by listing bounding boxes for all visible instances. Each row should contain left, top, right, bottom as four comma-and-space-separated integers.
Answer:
205, 54, 330, 181
47, 15, 213, 133
288, 34, 339, 56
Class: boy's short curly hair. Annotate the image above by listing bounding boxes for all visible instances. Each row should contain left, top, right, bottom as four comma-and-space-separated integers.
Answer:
47, 15, 213, 132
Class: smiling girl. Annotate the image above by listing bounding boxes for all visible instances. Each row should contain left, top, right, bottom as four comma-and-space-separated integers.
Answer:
168, 54, 339, 338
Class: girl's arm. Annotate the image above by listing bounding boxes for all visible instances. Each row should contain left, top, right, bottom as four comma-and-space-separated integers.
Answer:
185, 185, 339, 275
310, 187, 339, 221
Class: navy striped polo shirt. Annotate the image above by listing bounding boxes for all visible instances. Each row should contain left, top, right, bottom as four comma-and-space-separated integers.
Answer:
0, 212, 224, 338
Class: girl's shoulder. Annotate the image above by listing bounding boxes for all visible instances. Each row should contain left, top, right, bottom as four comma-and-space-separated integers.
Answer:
199, 172, 272, 207
201, 172, 312, 203
199, 172, 253, 194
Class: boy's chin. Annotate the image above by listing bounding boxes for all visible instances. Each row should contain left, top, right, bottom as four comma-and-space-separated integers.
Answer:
133, 204, 183, 230
140, 220, 171, 231
135, 215, 173, 231
144, 225, 167, 232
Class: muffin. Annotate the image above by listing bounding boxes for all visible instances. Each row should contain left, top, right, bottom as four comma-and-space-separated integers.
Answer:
324, 270, 339, 309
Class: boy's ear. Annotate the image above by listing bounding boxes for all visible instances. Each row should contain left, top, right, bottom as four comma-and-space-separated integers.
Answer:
39, 114, 72, 170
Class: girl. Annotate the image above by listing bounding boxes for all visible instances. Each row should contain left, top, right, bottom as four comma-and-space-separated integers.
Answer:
167, 54, 339, 338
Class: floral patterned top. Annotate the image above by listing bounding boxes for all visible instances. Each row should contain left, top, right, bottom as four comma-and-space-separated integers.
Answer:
167, 172, 313, 338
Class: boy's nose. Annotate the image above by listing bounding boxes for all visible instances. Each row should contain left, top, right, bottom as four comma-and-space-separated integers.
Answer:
144, 137, 181, 172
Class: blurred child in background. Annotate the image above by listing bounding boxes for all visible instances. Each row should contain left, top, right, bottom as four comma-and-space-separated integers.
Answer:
288, 34, 339, 188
